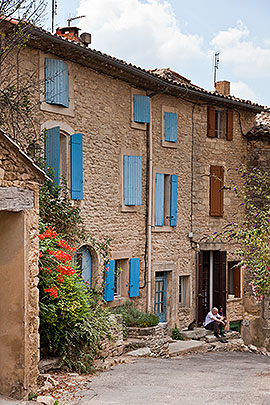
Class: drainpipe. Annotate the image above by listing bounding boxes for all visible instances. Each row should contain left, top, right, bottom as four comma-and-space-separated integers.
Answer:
147, 105, 153, 313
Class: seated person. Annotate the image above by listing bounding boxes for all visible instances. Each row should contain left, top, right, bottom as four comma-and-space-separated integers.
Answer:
204, 307, 226, 339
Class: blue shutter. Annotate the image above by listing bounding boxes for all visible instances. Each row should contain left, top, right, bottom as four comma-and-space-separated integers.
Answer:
45, 127, 60, 185
124, 155, 142, 205
164, 112, 177, 142
170, 175, 178, 227
133, 95, 150, 123
70, 133, 83, 200
104, 260, 115, 302
45, 58, 69, 107
155, 173, 165, 226
129, 258, 140, 297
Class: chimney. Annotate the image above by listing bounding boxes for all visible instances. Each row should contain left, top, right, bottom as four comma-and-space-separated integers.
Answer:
215, 80, 230, 96
56, 26, 91, 47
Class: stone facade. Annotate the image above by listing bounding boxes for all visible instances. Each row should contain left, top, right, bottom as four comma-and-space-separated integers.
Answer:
0, 132, 44, 398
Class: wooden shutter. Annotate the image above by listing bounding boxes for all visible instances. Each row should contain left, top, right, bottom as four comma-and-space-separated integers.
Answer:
164, 112, 177, 142
170, 174, 178, 226
45, 58, 69, 107
233, 266, 241, 298
70, 133, 83, 200
226, 110, 233, 141
207, 106, 215, 138
129, 258, 140, 297
104, 260, 115, 302
210, 165, 224, 217
133, 95, 150, 123
123, 155, 142, 205
45, 126, 60, 185
213, 251, 227, 314
155, 173, 165, 226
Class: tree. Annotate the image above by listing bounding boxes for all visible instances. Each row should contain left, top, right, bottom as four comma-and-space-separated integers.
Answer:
0, 0, 45, 150
217, 165, 270, 300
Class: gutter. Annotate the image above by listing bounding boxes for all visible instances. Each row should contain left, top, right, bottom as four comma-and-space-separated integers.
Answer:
30, 28, 264, 113
147, 107, 153, 313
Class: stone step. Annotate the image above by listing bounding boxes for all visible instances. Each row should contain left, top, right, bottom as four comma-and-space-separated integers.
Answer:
169, 340, 207, 357
122, 339, 148, 354
180, 328, 208, 340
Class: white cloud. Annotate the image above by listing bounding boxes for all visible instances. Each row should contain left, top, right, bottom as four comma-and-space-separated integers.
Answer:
211, 21, 270, 78
77, 0, 204, 69
230, 81, 258, 102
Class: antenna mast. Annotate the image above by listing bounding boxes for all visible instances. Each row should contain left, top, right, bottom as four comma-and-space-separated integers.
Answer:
67, 15, 86, 26
52, 0, 57, 33
213, 51, 220, 88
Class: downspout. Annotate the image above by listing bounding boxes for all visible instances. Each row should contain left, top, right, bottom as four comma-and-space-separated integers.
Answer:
147, 107, 153, 313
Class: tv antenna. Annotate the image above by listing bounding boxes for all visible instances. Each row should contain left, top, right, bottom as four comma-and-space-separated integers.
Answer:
51, 0, 57, 33
213, 51, 220, 88
67, 15, 86, 26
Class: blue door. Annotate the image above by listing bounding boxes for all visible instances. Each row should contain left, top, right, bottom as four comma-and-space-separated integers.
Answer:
154, 272, 167, 322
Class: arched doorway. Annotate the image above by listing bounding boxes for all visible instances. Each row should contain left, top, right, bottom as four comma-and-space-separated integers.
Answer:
75, 246, 92, 287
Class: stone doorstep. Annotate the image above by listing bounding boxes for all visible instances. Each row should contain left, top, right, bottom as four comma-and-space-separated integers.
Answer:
169, 339, 207, 357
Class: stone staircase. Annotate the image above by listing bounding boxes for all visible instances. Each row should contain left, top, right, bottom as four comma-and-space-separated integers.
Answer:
180, 327, 241, 343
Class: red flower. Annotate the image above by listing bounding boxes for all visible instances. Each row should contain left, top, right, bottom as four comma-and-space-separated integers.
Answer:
57, 275, 64, 283
57, 240, 76, 251
47, 250, 73, 262
57, 265, 75, 276
39, 251, 43, 257
44, 286, 58, 298
39, 227, 58, 240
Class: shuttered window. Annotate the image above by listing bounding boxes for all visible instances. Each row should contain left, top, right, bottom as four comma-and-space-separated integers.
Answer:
207, 107, 233, 140
104, 260, 115, 302
228, 261, 241, 298
45, 58, 69, 107
129, 258, 140, 297
70, 133, 83, 200
210, 165, 224, 217
123, 155, 142, 206
164, 112, 177, 142
133, 94, 150, 123
45, 127, 83, 199
155, 173, 178, 227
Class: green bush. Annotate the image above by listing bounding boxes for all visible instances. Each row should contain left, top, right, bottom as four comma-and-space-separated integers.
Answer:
112, 301, 159, 328
171, 324, 184, 340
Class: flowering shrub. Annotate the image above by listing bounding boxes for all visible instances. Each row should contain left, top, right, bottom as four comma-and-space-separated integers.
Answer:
217, 166, 270, 301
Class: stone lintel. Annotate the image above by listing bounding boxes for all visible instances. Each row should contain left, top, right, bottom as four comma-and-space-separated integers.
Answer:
0, 187, 34, 211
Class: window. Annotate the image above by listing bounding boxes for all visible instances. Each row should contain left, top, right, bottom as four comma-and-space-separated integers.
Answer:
210, 165, 224, 217
162, 106, 178, 147
207, 107, 233, 140
228, 261, 241, 298
131, 89, 149, 129
154, 173, 178, 227
123, 155, 142, 206
45, 58, 69, 107
45, 126, 83, 199
104, 258, 140, 302
179, 276, 190, 306
75, 246, 92, 287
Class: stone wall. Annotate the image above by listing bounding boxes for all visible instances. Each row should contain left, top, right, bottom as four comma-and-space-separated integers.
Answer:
0, 134, 43, 398
100, 315, 124, 358
127, 323, 169, 357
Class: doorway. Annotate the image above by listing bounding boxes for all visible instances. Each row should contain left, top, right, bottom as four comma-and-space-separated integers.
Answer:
154, 271, 167, 322
197, 251, 226, 324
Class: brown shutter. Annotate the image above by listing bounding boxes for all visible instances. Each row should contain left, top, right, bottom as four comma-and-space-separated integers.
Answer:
233, 266, 241, 298
210, 166, 224, 216
226, 110, 233, 141
207, 107, 215, 138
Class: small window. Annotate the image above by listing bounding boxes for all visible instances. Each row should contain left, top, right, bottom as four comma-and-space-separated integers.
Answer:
210, 165, 224, 217
133, 94, 150, 123
228, 261, 241, 298
45, 127, 83, 199
154, 173, 178, 227
179, 276, 190, 306
75, 246, 92, 287
45, 58, 69, 107
114, 260, 122, 297
207, 107, 233, 140
164, 112, 177, 142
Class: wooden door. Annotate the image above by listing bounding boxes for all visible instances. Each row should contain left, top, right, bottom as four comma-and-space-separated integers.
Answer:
197, 251, 210, 324
213, 251, 227, 314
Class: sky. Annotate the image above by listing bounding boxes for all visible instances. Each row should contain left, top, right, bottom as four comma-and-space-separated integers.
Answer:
43, 0, 270, 107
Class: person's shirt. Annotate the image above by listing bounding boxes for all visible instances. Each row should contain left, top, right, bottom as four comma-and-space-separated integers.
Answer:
204, 311, 221, 326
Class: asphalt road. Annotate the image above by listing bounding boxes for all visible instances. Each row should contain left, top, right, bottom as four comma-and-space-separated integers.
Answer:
76, 352, 270, 405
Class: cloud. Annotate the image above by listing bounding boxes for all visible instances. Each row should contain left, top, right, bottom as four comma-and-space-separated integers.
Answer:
211, 21, 270, 78
77, 0, 204, 69
230, 81, 258, 102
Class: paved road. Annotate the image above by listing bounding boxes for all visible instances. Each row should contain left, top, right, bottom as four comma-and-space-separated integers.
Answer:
76, 352, 270, 405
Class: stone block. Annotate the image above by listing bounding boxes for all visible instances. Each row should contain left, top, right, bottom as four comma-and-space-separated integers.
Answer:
127, 347, 151, 357
180, 328, 206, 340
36, 396, 55, 405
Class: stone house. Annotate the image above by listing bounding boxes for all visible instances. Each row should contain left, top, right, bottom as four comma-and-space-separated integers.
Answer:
0, 130, 46, 398
1, 21, 266, 344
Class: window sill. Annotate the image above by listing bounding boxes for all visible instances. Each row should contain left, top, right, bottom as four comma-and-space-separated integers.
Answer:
162, 140, 178, 149
108, 296, 129, 307
152, 226, 173, 233
40, 101, 75, 117
227, 297, 242, 302
121, 204, 141, 213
